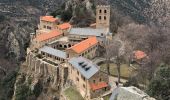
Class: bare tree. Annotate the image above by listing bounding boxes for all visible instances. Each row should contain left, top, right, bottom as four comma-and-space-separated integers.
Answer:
103, 38, 122, 76
108, 40, 122, 83
118, 21, 170, 82
110, 9, 132, 34
103, 39, 114, 75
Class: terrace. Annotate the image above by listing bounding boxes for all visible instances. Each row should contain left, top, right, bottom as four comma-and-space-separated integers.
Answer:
42, 59, 58, 66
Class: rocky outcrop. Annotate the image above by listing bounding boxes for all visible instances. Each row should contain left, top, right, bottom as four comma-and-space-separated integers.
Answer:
64, 0, 96, 27
0, 0, 64, 99
110, 86, 156, 100
0, 0, 65, 73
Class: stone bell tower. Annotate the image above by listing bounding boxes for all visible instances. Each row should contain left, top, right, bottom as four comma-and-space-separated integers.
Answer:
96, 5, 110, 29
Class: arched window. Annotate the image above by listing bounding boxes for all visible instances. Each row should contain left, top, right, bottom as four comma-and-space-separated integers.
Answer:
104, 10, 107, 13
68, 44, 71, 47
93, 80, 96, 83
59, 44, 62, 48
99, 9, 102, 13
99, 16, 102, 20
104, 16, 106, 20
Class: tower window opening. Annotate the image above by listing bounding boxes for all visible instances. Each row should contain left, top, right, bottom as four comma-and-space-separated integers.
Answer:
99, 16, 102, 20
104, 10, 107, 13
99, 9, 102, 13
104, 16, 106, 20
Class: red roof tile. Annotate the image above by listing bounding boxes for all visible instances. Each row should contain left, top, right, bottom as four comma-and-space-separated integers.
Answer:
41, 16, 57, 22
134, 50, 147, 60
35, 30, 62, 42
90, 82, 108, 91
68, 37, 98, 54
58, 23, 71, 30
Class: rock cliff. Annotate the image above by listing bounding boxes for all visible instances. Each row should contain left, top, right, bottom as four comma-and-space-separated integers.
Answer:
0, 0, 169, 100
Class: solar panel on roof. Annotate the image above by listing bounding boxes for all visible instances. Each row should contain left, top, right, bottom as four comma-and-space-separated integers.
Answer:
68, 57, 99, 79
85, 67, 91, 71
79, 62, 84, 65
82, 64, 87, 68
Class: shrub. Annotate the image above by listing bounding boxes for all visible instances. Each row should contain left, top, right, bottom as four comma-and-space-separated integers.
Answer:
61, 10, 72, 22
147, 64, 170, 100
15, 84, 31, 100
33, 81, 43, 97
0, 15, 5, 22
123, 76, 140, 88
0, 70, 18, 99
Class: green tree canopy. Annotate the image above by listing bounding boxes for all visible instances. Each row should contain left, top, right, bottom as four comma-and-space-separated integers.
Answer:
147, 64, 170, 100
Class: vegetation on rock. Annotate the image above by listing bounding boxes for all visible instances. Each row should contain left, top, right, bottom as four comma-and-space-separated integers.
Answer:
147, 64, 170, 100
0, 70, 18, 100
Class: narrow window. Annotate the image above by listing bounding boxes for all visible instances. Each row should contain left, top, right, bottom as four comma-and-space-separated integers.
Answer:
104, 16, 106, 20
76, 77, 79, 82
99, 78, 102, 82
82, 53, 84, 56
99, 16, 101, 20
83, 84, 86, 88
47, 26, 52, 30
43, 25, 46, 28
105, 87, 107, 91
83, 77, 85, 81
104, 10, 107, 13
99, 9, 102, 13
93, 80, 96, 83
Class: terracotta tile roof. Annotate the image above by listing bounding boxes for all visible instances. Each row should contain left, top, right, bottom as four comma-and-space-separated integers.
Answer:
68, 37, 98, 54
35, 30, 62, 42
58, 23, 71, 30
134, 50, 147, 60
41, 16, 57, 22
90, 82, 108, 91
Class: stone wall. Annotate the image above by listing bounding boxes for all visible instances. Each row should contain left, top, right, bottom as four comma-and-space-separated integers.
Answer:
96, 5, 110, 28
39, 20, 57, 33
67, 63, 90, 99
26, 52, 62, 89
89, 71, 110, 98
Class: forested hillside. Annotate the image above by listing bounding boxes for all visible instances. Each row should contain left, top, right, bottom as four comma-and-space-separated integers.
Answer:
0, 0, 169, 100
